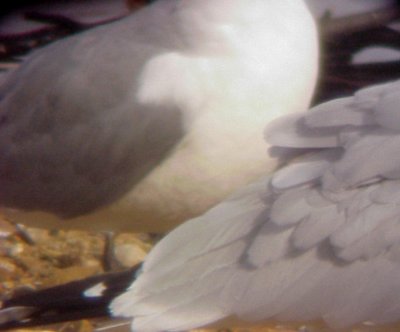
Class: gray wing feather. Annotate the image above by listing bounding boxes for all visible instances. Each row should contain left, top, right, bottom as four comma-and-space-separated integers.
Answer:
265, 113, 339, 148
374, 90, 400, 130
269, 187, 311, 225
370, 180, 400, 203
305, 97, 373, 127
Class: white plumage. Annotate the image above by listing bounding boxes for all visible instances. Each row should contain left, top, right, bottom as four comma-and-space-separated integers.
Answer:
0, 0, 317, 232
111, 79, 400, 331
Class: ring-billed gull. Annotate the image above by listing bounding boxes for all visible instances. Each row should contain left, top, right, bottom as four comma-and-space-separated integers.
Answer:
0, 0, 317, 232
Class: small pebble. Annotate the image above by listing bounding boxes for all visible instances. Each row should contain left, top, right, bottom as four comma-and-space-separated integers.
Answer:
114, 243, 147, 268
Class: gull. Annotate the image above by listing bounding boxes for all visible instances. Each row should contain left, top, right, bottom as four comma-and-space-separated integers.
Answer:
3, 78, 400, 331
0, 0, 318, 233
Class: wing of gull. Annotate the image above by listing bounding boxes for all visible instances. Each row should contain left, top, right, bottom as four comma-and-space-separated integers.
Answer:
0, 0, 317, 233
109, 79, 400, 331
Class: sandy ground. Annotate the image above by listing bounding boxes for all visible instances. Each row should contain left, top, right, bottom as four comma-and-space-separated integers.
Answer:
0, 214, 151, 331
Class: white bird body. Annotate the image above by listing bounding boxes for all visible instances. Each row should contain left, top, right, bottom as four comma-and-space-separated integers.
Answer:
0, 0, 317, 232
111, 79, 400, 331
